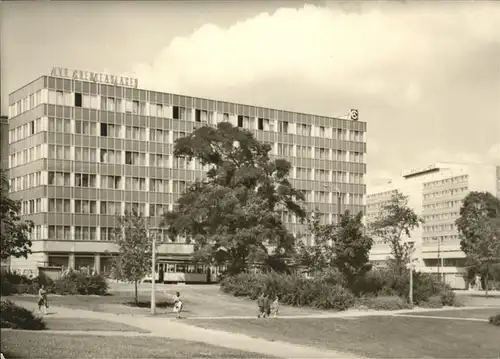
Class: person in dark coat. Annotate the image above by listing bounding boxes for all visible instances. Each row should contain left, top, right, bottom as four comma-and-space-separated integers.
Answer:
257, 293, 266, 318
264, 294, 272, 318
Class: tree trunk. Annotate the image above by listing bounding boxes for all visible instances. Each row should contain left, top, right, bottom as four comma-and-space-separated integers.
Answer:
134, 280, 138, 305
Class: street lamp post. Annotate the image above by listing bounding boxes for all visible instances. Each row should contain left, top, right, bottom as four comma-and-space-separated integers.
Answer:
151, 233, 156, 315
408, 242, 415, 307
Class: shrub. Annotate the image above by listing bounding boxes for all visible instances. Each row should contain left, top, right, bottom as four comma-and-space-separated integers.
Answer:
53, 271, 108, 295
420, 295, 444, 308
0, 300, 45, 330
488, 314, 500, 326
220, 271, 355, 311
356, 295, 412, 311
0, 272, 54, 296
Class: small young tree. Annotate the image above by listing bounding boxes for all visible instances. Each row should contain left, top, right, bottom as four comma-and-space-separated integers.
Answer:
456, 191, 500, 296
369, 191, 423, 275
0, 169, 33, 261
112, 210, 153, 305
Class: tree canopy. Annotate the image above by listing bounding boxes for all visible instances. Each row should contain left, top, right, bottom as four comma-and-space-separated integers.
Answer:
161, 122, 305, 274
0, 169, 33, 261
369, 191, 423, 274
296, 210, 373, 289
456, 191, 500, 294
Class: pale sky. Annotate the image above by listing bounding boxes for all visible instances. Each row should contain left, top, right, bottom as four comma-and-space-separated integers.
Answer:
1, 0, 499, 187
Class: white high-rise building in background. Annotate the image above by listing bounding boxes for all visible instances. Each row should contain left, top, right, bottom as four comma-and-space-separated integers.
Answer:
367, 162, 500, 289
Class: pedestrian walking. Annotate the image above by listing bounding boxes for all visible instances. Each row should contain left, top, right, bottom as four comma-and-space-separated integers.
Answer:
257, 293, 266, 318
264, 293, 271, 318
38, 285, 48, 314
270, 295, 280, 318
173, 292, 183, 319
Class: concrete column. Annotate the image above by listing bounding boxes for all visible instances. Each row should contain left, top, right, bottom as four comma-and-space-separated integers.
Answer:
68, 253, 75, 270
94, 253, 101, 274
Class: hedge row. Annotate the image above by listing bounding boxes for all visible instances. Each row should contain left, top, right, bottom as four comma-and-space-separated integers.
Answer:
220, 271, 354, 310
1, 271, 109, 296
220, 268, 461, 311
0, 300, 45, 330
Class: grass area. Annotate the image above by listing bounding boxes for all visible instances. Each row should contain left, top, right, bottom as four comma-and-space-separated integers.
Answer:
8, 283, 324, 317
188, 316, 500, 358
403, 308, 500, 319
43, 317, 150, 333
0, 331, 272, 359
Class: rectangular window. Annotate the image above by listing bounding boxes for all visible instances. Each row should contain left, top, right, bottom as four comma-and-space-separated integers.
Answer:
48, 225, 71, 240
75, 93, 82, 107
125, 177, 146, 191
48, 118, 71, 133
48, 199, 71, 213
75, 147, 97, 162
173, 156, 188, 169
48, 145, 71, 160
48, 172, 71, 186
100, 175, 122, 189
75, 173, 97, 188
149, 153, 168, 167
124, 202, 145, 215
75, 226, 97, 241
100, 227, 115, 241
150, 179, 165, 192
75, 200, 97, 214
100, 201, 121, 216
278, 121, 289, 133
125, 151, 145, 166
75, 120, 96, 135
172, 180, 187, 193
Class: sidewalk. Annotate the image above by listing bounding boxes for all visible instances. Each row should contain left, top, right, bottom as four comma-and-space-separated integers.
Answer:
13, 300, 363, 359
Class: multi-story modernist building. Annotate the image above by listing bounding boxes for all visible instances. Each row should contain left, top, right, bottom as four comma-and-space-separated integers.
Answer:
6, 69, 367, 279
367, 162, 500, 289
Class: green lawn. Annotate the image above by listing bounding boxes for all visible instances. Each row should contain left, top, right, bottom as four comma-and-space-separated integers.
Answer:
0, 331, 272, 359
188, 316, 500, 358
402, 308, 500, 319
43, 316, 150, 333
8, 284, 324, 317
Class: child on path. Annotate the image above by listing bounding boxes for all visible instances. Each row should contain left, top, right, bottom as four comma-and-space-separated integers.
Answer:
38, 285, 48, 314
173, 292, 183, 319
270, 295, 280, 318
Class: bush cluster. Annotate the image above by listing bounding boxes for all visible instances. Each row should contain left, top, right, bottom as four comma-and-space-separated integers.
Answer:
488, 314, 500, 326
220, 271, 354, 311
0, 271, 109, 296
0, 300, 45, 330
355, 295, 413, 311
220, 267, 460, 311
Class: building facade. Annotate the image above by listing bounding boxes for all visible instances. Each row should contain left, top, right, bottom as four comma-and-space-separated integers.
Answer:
6, 71, 367, 277
367, 162, 500, 289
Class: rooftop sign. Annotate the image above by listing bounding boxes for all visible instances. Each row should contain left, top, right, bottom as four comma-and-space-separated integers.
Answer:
50, 67, 138, 89
402, 164, 438, 178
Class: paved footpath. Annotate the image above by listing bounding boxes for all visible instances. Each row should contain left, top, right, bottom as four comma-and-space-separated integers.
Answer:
13, 300, 363, 359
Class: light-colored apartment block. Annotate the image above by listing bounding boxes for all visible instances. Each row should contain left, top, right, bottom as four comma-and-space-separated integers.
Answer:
367, 162, 500, 289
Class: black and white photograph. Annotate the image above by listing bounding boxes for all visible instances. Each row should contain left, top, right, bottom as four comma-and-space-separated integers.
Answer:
1, 1, 499, 358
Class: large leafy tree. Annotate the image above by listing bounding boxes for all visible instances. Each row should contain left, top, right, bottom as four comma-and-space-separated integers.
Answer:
456, 191, 500, 296
0, 169, 33, 261
296, 210, 373, 289
161, 122, 305, 274
112, 210, 154, 305
369, 191, 423, 275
